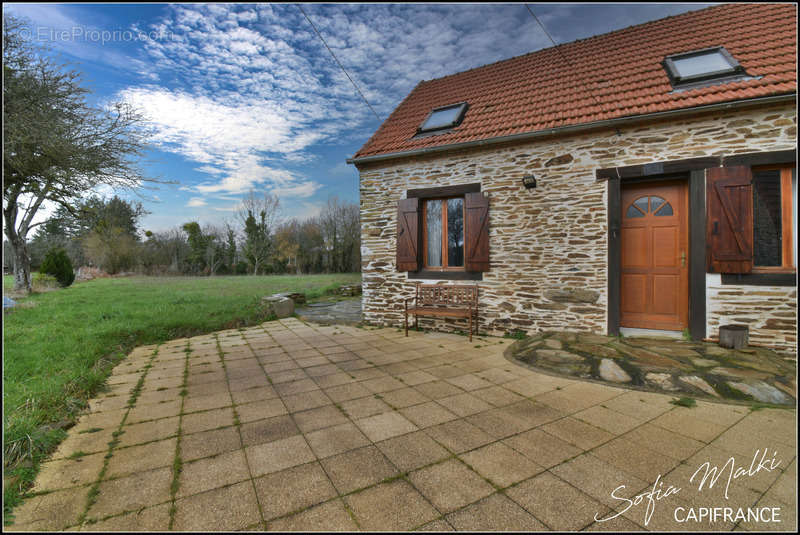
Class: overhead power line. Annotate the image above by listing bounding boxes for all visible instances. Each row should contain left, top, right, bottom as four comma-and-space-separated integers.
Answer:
524, 4, 606, 111
297, 4, 382, 122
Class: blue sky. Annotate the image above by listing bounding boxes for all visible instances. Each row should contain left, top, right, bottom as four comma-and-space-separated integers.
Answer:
5, 3, 713, 233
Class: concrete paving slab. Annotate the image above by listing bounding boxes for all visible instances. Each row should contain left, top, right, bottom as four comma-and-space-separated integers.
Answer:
408, 459, 495, 513
354, 411, 418, 442
503, 428, 583, 469
245, 435, 315, 477
181, 425, 242, 461
177, 449, 250, 498
345, 480, 439, 531
172, 481, 261, 531
293, 404, 349, 433
265, 498, 358, 531
460, 442, 544, 487
305, 422, 371, 459
507, 472, 611, 530
320, 445, 398, 494
32, 453, 106, 493
471, 385, 525, 407
339, 395, 393, 419
9, 319, 797, 533
8, 486, 89, 531
424, 419, 494, 454
254, 461, 337, 520
400, 401, 460, 428
104, 438, 177, 479
88, 466, 172, 520
118, 416, 180, 448
376, 431, 451, 472
80, 502, 171, 531
235, 398, 287, 424
446, 492, 547, 531
540, 416, 615, 450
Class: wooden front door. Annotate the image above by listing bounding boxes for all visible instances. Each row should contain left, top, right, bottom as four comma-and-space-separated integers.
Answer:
620, 180, 689, 330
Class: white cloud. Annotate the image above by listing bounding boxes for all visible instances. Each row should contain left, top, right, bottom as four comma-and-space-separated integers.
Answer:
186, 197, 207, 207
269, 181, 321, 199
113, 3, 708, 210
120, 87, 322, 195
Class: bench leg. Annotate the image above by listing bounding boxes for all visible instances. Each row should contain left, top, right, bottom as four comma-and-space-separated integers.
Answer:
415, 315, 419, 332
469, 314, 473, 343
405, 310, 408, 337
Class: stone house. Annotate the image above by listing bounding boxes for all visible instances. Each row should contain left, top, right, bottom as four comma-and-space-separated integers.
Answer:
347, 4, 797, 355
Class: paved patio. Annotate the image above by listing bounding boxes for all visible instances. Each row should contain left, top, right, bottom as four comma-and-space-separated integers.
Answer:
8, 319, 796, 531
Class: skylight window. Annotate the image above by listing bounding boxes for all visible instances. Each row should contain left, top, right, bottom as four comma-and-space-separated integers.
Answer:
663, 47, 745, 87
418, 103, 468, 134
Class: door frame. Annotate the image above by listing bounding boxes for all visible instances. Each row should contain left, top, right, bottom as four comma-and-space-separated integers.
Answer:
608, 171, 707, 340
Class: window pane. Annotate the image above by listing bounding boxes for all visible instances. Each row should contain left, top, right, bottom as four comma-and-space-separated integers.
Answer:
650, 196, 666, 212
753, 170, 782, 267
421, 104, 464, 131
426, 200, 442, 267
447, 198, 464, 267
654, 202, 673, 216
625, 205, 644, 218
634, 197, 649, 214
673, 51, 733, 78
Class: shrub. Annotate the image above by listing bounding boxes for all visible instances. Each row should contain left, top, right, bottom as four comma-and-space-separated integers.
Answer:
40, 248, 75, 287
32, 272, 59, 290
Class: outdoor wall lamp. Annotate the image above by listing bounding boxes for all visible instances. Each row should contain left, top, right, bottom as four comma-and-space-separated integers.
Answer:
522, 174, 537, 189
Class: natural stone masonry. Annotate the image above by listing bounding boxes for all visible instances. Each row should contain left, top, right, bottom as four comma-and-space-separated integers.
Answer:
509, 332, 796, 405
357, 103, 796, 353
6, 319, 797, 532
706, 274, 797, 356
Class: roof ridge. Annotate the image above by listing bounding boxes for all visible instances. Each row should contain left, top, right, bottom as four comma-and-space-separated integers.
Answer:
418, 3, 730, 86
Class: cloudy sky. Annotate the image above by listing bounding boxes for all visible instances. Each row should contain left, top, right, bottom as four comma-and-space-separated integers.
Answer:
6, 3, 712, 233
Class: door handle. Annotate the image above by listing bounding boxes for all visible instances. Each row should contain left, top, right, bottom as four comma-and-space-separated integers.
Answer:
681, 251, 686, 267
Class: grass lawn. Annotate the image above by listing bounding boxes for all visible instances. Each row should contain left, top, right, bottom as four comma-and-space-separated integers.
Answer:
2, 273, 360, 521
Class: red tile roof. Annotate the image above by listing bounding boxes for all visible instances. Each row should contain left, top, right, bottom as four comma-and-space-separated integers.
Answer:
353, 3, 797, 160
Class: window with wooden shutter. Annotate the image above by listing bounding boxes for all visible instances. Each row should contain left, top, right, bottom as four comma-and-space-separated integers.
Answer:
465, 192, 490, 272
707, 166, 753, 273
396, 197, 420, 271
398, 184, 488, 277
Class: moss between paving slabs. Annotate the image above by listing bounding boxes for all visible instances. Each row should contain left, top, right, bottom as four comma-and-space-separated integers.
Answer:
507, 332, 796, 406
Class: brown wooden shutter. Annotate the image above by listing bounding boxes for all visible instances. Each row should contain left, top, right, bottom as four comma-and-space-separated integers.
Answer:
396, 197, 420, 271
465, 192, 490, 272
707, 166, 753, 274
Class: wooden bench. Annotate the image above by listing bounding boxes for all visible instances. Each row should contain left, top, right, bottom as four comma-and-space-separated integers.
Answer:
404, 283, 479, 341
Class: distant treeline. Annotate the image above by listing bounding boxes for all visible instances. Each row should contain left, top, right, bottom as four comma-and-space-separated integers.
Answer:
6, 192, 360, 276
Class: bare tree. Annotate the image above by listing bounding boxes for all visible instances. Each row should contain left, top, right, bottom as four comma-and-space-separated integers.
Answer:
237, 191, 280, 275
318, 196, 360, 273
202, 224, 226, 275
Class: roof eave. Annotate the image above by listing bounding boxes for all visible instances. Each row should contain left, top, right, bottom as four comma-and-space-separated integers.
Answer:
346, 93, 796, 167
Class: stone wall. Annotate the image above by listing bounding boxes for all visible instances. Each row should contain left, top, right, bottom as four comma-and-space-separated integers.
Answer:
357, 102, 797, 349
706, 274, 797, 356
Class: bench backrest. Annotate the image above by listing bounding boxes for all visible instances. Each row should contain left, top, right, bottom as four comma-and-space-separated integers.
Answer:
415, 283, 478, 306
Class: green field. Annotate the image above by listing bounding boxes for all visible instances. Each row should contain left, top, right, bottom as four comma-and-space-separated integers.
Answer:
2, 273, 360, 519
